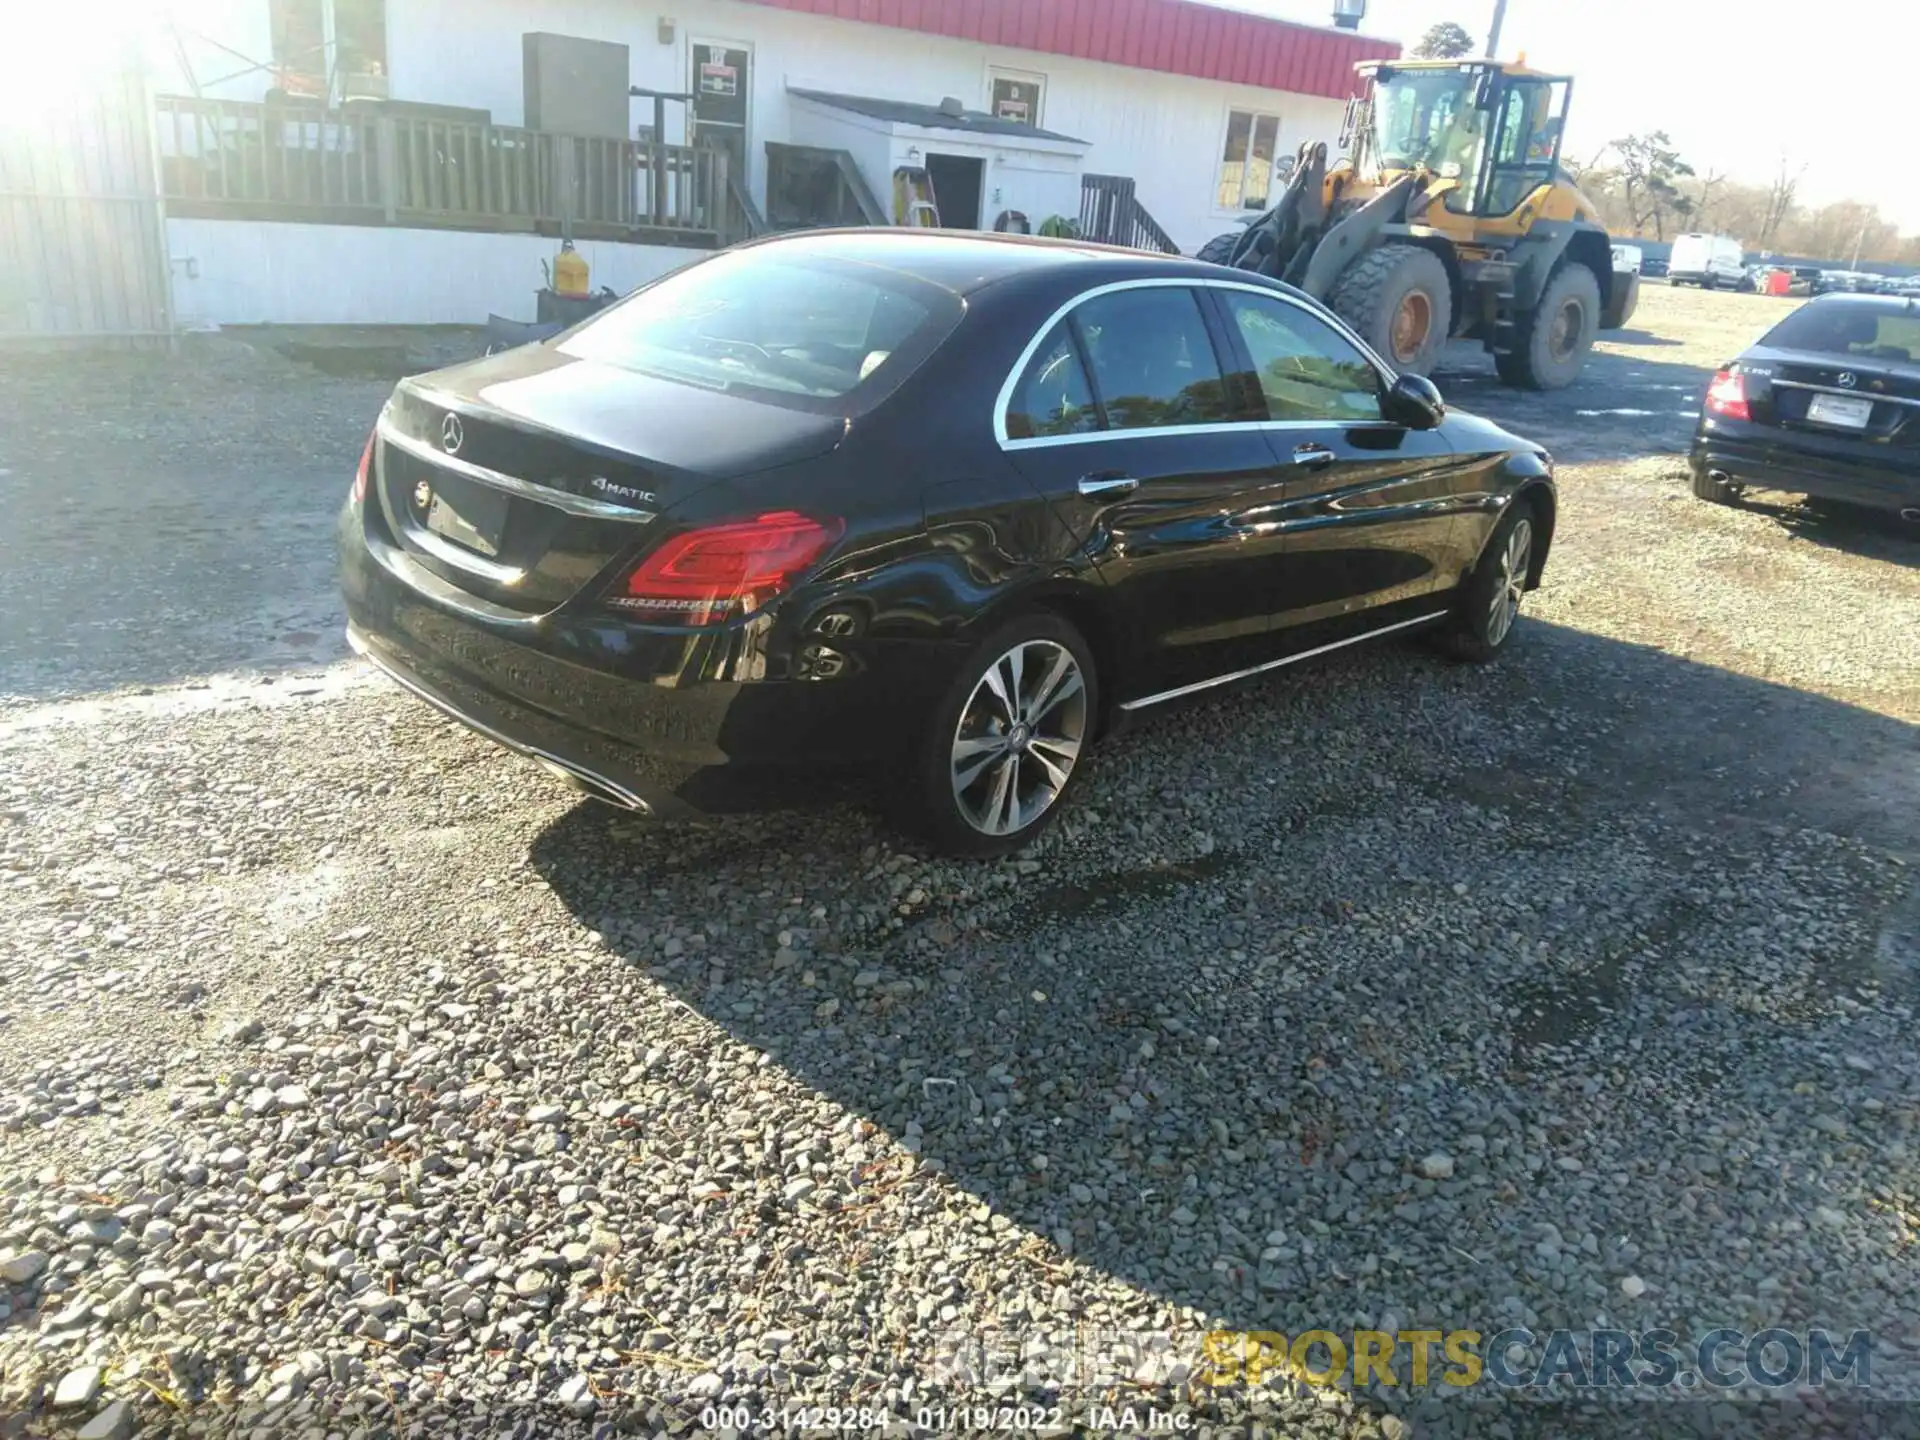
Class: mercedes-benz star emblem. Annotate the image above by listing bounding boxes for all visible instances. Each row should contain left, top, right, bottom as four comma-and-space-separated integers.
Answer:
1837, 372, 1857, 389
440, 413, 465, 453
413, 479, 433, 511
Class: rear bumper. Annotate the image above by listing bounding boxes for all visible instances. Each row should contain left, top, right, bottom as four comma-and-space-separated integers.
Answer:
339, 503, 946, 817
1691, 422, 1920, 515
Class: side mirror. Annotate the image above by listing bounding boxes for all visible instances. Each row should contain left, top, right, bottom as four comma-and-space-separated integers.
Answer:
1383, 372, 1446, 429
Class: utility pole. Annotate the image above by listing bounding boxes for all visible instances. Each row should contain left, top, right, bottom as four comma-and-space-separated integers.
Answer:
1486, 0, 1509, 57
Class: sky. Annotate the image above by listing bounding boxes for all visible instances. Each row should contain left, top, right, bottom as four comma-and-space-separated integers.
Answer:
1245, 0, 1920, 235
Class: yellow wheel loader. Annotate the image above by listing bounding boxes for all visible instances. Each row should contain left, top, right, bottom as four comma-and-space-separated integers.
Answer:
1200, 59, 1638, 389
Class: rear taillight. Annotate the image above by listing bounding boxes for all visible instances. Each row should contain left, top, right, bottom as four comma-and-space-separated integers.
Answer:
1704, 369, 1750, 422
351, 432, 375, 504
612, 511, 844, 626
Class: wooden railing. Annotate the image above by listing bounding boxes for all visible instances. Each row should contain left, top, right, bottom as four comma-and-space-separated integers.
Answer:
153, 95, 737, 245
1079, 174, 1181, 255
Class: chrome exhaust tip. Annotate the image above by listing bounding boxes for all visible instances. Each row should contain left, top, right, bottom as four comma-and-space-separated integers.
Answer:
1709, 470, 1732, 484
1901, 508, 1920, 523
533, 756, 651, 814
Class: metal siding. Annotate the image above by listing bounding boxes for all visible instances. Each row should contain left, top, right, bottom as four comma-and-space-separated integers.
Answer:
1140, 1, 1167, 76
1284, 29, 1313, 93
1199, 11, 1226, 82
1255, 25, 1283, 97
1169, 5, 1195, 77
1075, 0, 1105, 59
736, 0, 1400, 100
1115, 0, 1140, 69
1035, 0, 1061, 56
1232, 15, 1261, 87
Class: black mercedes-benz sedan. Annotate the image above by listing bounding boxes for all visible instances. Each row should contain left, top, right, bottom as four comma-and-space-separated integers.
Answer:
1691, 293, 1920, 520
340, 230, 1556, 856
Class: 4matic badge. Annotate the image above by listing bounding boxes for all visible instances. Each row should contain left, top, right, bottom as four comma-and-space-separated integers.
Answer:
590, 476, 657, 506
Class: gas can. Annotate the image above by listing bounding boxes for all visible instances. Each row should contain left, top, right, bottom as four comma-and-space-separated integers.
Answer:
553, 240, 589, 298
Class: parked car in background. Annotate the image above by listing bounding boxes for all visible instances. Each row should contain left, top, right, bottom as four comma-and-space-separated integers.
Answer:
1692, 293, 1920, 521
1642, 254, 1670, 279
340, 231, 1558, 855
1668, 234, 1747, 290
1611, 244, 1644, 275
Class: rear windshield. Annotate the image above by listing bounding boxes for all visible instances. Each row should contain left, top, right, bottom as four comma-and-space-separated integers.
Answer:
1762, 303, 1920, 364
559, 250, 960, 412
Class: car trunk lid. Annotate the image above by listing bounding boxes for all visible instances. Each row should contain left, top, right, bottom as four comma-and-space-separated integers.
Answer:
372, 346, 849, 612
1738, 344, 1920, 450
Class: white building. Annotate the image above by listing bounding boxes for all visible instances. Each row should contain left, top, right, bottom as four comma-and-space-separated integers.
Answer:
147, 0, 1399, 326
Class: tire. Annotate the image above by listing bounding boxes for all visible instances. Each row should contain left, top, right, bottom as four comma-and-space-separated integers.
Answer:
1703, 274, 1718, 291
1328, 243, 1453, 376
906, 612, 1099, 859
1495, 260, 1601, 391
1435, 499, 1538, 663
1691, 465, 1740, 505
1196, 230, 1244, 266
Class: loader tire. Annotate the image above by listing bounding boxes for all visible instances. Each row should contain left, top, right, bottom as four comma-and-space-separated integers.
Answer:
1328, 243, 1452, 376
1197, 230, 1246, 266
1495, 260, 1601, 391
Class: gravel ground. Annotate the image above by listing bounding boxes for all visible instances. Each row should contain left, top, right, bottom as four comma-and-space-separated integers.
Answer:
1, 290, 1917, 1439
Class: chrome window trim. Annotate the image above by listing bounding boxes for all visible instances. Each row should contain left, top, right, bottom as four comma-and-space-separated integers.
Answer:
993, 275, 1398, 451
1770, 378, 1920, 409
1118, 610, 1450, 712
378, 418, 659, 523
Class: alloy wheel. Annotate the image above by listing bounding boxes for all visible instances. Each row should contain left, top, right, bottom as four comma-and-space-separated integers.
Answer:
1486, 517, 1533, 647
950, 639, 1088, 837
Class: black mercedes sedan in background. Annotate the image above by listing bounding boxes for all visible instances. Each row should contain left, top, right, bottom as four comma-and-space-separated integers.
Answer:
340, 230, 1556, 856
1692, 293, 1920, 520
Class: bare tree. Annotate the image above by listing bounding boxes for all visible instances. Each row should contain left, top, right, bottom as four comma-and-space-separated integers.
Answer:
1760, 157, 1803, 250
1691, 169, 1726, 232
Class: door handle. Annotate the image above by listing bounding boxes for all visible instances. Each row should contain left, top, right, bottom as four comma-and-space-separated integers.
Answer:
1291, 444, 1337, 468
1078, 472, 1139, 498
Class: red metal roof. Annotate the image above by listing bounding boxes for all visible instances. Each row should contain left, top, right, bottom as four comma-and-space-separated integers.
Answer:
739, 0, 1401, 101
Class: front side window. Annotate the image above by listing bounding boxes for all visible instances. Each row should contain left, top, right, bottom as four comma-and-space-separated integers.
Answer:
1217, 109, 1283, 211
1369, 68, 1487, 214
1221, 292, 1383, 423
1073, 289, 1233, 432
560, 250, 954, 412
1006, 323, 1097, 439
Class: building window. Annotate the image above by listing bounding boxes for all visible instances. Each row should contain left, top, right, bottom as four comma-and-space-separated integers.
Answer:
988, 68, 1046, 127
270, 0, 387, 98
1217, 108, 1282, 211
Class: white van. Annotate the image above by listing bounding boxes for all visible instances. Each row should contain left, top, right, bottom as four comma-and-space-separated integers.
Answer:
1668, 234, 1746, 290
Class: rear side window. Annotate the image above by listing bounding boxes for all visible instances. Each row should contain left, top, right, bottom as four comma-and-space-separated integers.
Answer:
559, 250, 954, 411
1072, 288, 1232, 431
1005, 323, 1099, 439
1220, 292, 1384, 422
1762, 303, 1920, 364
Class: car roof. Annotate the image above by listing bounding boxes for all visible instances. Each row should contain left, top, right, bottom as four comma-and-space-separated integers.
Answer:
1808, 292, 1920, 312
730, 227, 1246, 298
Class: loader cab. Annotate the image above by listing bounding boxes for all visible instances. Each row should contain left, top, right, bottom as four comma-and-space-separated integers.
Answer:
1359, 61, 1572, 221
